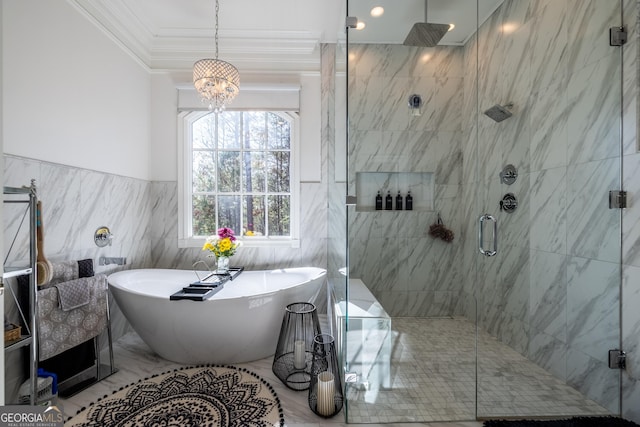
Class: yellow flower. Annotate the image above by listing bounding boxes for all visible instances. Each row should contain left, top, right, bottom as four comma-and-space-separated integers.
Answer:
218, 237, 232, 252
202, 230, 240, 258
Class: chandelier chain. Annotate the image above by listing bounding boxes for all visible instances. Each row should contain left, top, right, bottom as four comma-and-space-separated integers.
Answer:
214, 0, 219, 59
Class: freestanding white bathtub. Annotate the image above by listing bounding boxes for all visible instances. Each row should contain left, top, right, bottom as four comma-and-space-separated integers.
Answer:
108, 267, 326, 364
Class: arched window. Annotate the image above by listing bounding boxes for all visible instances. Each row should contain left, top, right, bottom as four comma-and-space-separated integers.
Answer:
178, 110, 299, 247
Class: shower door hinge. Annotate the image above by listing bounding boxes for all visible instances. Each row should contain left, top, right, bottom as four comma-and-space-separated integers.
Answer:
608, 349, 626, 370
609, 190, 627, 209
346, 16, 358, 29
610, 26, 627, 46
346, 195, 357, 206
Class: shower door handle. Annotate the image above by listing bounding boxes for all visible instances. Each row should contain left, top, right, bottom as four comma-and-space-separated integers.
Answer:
478, 214, 497, 257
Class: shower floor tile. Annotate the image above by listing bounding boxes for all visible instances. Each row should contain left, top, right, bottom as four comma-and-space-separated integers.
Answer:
344, 317, 610, 424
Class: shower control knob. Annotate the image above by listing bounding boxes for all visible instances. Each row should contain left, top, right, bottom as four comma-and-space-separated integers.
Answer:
499, 164, 518, 185
499, 193, 518, 213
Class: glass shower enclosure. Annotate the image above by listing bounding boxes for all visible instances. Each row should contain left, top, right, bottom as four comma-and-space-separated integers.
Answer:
331, 0, 625, 423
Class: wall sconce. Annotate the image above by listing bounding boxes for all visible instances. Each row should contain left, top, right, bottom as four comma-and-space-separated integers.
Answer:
408, 94, 423, 116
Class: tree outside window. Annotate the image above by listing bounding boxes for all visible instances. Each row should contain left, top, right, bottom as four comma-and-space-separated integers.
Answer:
191, 111, 292, 238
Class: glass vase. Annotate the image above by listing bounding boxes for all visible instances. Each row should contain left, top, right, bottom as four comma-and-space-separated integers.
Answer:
216, 256, 230, 274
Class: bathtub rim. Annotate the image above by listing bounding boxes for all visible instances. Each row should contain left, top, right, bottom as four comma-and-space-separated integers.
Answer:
107, 266, 327, 301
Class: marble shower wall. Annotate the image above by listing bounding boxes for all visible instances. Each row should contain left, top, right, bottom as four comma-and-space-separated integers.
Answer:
347, 44, 465, 317
621, 1, 640, 423
461, 0, 631, 415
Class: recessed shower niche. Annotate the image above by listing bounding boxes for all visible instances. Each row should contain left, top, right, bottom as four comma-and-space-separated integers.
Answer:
355, 172, 434, 211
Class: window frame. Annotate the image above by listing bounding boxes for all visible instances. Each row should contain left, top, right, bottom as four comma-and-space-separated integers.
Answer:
178, 109, 300, 249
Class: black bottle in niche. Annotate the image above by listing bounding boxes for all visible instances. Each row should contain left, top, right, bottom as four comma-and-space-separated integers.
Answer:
396, 191, 403, 210
375, 191, 382, 210
406, 191, 413, 210
385, 191, 393, 210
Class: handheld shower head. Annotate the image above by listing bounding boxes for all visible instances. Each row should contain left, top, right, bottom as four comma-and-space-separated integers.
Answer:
483, 103, 513, 122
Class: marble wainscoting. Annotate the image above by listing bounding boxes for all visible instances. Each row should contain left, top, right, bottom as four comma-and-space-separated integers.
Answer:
148, 181, 328, 272
3, 154, 153, 403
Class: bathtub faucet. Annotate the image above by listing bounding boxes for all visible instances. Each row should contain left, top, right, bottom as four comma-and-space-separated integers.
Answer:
99, 256, 127, 266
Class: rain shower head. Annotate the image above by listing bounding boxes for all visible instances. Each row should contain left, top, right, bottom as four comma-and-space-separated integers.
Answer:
403, 23, 451, 47
483, 103, 514, 123
403, 0, 450, 47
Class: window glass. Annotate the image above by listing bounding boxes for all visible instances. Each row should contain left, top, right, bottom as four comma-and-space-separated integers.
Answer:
192, 195, 216, 236
268, 195, 290, 236
217, 151, 241, 192
186, 111, 294, 240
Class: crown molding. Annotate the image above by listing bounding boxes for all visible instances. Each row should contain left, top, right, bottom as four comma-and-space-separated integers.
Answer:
69, 0, 153, 66
70, 0, 324, 73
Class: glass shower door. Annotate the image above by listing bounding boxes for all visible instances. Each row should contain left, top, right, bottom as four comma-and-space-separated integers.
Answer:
475, 0, 623, 418
343, 0, 479, 423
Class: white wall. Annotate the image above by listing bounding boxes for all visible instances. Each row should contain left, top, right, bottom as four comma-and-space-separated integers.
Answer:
149, 73, 178, 181
2, 0, 151, 180
299, 74, 322, 182
2, 1, 327, 182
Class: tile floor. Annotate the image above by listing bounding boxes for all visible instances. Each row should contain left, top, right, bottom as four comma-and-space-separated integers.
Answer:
344, 317, 609, 423
61, 317, 609, 426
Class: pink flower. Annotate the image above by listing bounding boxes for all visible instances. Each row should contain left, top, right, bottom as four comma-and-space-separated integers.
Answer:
217, 227, 236, 241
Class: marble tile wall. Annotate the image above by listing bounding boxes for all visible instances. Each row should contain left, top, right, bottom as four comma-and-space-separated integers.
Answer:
346, 43, 465, 317
622, 1, 640, 423
148, 182, 328, 270
2, 154, 152, 402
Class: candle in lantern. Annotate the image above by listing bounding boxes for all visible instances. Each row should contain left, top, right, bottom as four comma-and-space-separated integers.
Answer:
317, 371, 335, 416
293, 340, 306, 369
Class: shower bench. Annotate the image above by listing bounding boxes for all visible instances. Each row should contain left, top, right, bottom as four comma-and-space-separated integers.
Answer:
333, 278, 391, 390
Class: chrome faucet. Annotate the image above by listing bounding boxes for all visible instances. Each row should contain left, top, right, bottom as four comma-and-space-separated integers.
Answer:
99, 257, 127, 266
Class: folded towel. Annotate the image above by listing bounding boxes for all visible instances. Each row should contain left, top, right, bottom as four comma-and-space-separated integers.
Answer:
48, 261, 79, 285
53, 276, 101, 311
77, 258, 94, 278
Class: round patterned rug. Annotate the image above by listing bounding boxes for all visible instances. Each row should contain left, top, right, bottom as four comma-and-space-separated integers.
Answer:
66, 365, 285, 427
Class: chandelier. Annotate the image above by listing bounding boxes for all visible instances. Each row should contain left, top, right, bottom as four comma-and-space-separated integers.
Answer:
193, 0, 240, 113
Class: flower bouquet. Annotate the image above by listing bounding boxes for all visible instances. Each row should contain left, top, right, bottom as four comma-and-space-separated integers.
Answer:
202, 227, 241, 273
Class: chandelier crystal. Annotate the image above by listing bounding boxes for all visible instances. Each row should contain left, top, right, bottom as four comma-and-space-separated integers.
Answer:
193, 0, 239, 113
